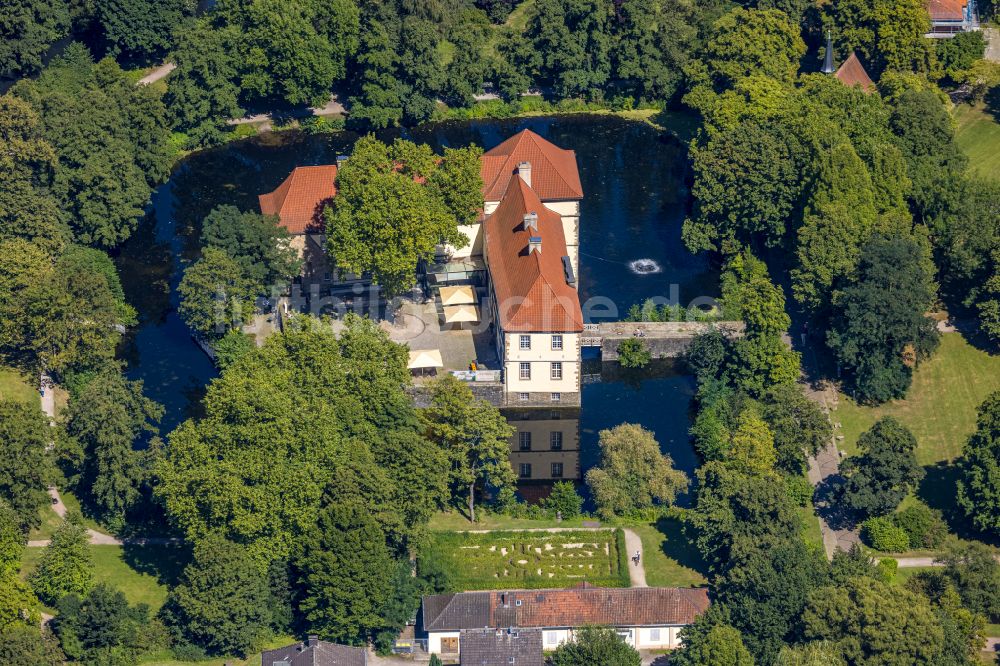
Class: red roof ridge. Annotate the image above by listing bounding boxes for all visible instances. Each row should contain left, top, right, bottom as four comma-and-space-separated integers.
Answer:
258, 164, 338, 234
835, 52, 876, 93
481, 129, 583, 202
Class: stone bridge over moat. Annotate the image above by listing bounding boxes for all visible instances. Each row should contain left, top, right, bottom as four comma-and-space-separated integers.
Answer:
582, 321, 744, 361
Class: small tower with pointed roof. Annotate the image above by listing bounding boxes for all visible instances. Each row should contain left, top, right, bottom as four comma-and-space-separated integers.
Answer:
821, 30, 836, 74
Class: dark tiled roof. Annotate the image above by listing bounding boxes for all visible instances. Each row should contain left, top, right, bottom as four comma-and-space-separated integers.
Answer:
835, 52, 876, 93
460, 628, 544, 666
424, 591, 493, 632
261, 639, 366, 666
481, 130, 583, 202
258, 165, 338, 234
424, 586, 710, 632
483, 176, 584, 333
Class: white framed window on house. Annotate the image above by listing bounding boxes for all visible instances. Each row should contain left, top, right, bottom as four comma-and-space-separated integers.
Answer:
519, 431, 532, 451
551, 334, 563, 350
519, 463, 532, 478
650, 628, 661, 642
550, 362, 562, 380
550, 431, 563, 450
519, 362, 531, 380
518, 392, 529, 402
519, 335, 531, 350
551, 463, 563, 478
551, 392, 561, 403
546, 632, 558, 646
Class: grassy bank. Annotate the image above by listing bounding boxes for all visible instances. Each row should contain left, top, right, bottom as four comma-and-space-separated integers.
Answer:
0, 366, 38, 405
833, 333, 1000, 465
954, 102, 1000, 182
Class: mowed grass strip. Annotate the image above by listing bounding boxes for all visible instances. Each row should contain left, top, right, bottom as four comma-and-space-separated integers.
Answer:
833, 333, 1000, 465
954, 102, 1000, 183
426, 529, 629, 590
0, 366, 38, 405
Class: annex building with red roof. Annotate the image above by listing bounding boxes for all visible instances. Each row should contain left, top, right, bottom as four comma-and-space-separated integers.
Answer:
422, 584, 711, 656
926, 0, 979, 37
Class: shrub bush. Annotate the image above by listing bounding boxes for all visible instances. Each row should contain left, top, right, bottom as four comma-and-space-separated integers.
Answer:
784, 475, 814, 507
877, 558, 898, 583
618, 338, 652, 368
892, 503, 947, 549
543, 482, 583, 519
862, 516, 910, 552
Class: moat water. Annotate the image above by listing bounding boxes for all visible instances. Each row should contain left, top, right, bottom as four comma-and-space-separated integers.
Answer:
116, 114, 715, 504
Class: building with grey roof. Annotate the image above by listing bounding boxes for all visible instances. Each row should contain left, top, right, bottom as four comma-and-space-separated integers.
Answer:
460, 628, 543, 666
261, 636, 367, 666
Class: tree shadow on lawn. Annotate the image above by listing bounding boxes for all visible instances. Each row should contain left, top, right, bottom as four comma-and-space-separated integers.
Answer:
122, 543, 191, 588
812, 474, 858, 532
655, 516, 709, 579
919, 461, 1000, 548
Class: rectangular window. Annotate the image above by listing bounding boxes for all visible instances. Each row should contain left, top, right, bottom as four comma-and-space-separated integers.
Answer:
518, 392, 529, 402
519, 431, 532, 451
649, 628, 661, 642
550, 362, 562, 380
519, 335, 531, 350
550, 432, 563, 451
550, 392, 561, 403
519, 362, 531, 380
551, 334, 563, 351
551, 463, 563, 478
546, 632, 558, 645
323, 272, 332, 282
519, 463, 532, 478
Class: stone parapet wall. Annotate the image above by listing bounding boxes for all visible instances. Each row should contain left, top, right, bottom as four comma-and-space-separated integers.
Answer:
598, 321, 744, 361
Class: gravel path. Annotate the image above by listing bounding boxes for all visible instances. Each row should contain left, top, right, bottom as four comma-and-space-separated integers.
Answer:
137, 62, 176, 85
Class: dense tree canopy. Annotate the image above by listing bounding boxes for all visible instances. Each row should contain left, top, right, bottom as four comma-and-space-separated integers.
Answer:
200, 205, 300, 290
29, 518, 94, 606
326, 136, 479, 294
156, 317, 446, 565
549, 625, 641, 666
957, 391, 1000, 535
0, 399, 53, 530
826, 235, 938, 404
0, 0, 70, 78
93, 0, 190, 64
64, 370, 162, 531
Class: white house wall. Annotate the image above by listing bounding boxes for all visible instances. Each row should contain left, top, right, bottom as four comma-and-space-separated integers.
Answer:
430, 624, 687, 656
504, 333, 581, 395
427, 631, 461, 654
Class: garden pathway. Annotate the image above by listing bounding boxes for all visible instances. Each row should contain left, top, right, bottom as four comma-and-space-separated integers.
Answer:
461, 526, 647, 588
137, 62, 176, 85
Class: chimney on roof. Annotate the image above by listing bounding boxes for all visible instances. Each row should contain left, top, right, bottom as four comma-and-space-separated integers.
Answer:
522, 212, 538, 232
821, 30, 835, 74
529, 236, 542, 255
516, 161, 532, 188
307, 635, 319, 648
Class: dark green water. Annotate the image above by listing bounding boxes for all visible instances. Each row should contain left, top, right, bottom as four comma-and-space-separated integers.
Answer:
116, 115, 713, 500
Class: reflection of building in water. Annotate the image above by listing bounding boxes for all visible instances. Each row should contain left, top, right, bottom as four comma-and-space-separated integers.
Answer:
503, 408, 580, 502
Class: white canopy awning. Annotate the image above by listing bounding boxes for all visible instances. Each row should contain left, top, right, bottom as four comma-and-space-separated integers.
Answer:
439, 285, 478, 307
443, 304, 480, 323
407, 349, 444, 369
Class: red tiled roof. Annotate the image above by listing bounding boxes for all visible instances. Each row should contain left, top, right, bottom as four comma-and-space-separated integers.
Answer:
484, 176, 583, 333
258, 165, 338, 234
481, 130, 583, 202
927, 0, 966, 20
835, 53, 876, 93
424, 585, 710, 632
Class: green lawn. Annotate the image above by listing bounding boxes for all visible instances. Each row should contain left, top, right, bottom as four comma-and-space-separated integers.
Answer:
0, 366, 38, 405
954, 102, 1000, 183
799, 504, 825, 553
21, 543, 186, 611
630, 519, 707, 588
833, 333, 1000, 465
29, 489, 112, 541
424, 529, 630, 590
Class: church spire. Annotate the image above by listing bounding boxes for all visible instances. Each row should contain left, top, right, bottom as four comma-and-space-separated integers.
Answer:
821, 30, 835, 74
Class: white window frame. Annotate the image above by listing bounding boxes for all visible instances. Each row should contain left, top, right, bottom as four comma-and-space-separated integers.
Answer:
519, 335, 531, 350
546, 631, 558, 645
649, 628, 661, 642
550, 431, 563, 450
551, 334, 563, 351
551, 462, 563, 478
519, 362, 531, 380
518, 392, 529, 402
550, 392, 561, 402
550, 362, 562, 380
519, 463, 531, 478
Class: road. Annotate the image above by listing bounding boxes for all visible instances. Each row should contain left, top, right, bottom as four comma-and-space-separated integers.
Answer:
137, 62, 176, 85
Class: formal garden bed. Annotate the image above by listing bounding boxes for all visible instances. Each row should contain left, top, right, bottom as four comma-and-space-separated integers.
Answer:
424, 529, 630, 590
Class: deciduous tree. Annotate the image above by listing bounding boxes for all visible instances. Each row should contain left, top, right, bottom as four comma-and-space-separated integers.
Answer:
0, 399, 53, 531
839, 417, 923, 519
585, 424, 687, 519
177, 247, 256, 340
957, 391, 1000, 535
161, 534, 270, 657
29, 517, 94, 606
422, 375, 514, 522
549, 625, 641, 666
